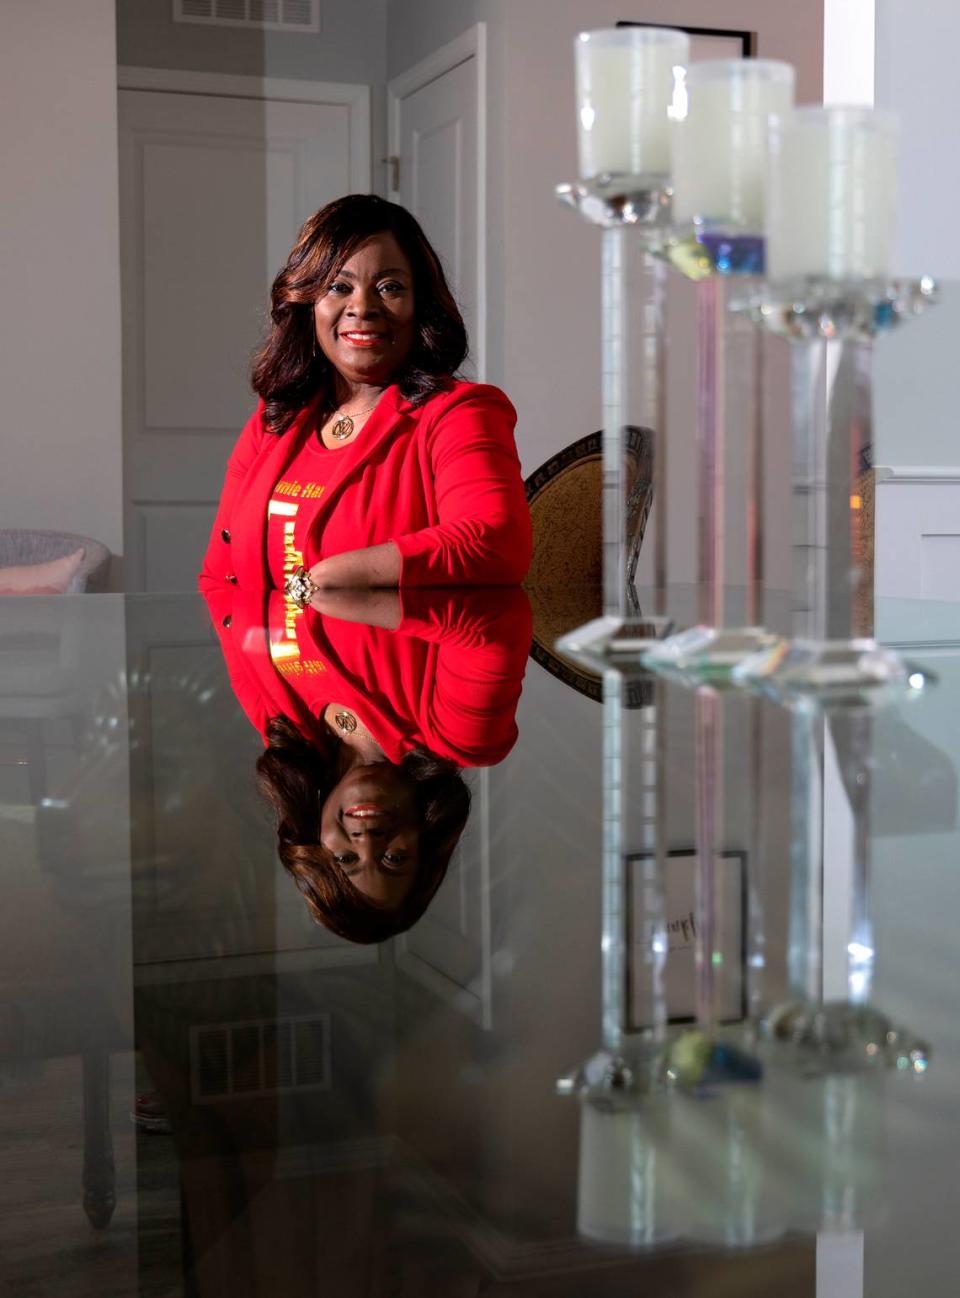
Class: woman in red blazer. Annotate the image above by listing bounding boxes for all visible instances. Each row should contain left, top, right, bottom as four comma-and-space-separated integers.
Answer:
200, 193, 532, 597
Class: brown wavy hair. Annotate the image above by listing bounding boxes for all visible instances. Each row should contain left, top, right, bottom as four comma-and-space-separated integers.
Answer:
256, 716, 470, 944
251, 193, 469, 436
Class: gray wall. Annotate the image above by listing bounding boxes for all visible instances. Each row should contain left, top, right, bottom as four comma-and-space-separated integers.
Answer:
116, 0, 390, 194
387, 0, 488, 79
117, 0, 388, 84
1, 0, 124, 559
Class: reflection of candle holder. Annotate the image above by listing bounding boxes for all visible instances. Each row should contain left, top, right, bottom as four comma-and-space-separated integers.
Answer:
728, 276, 939, 703
559, 1056, 683, 1248
555, 661, 681, 1246
756, 706, 931, 1232
762, 1000, 929, 1078
666, 1056, 788, 1249
554, 180, 674, 663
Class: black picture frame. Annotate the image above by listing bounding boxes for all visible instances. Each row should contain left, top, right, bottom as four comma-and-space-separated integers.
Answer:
616, 21, 756, 58
625, 847, 748, 1032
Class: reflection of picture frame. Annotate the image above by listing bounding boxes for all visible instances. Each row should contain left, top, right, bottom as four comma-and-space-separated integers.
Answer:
616, 21, 756, 61
626, 848, 747, 1031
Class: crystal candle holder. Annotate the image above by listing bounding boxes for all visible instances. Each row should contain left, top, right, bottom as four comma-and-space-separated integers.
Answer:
555, 179, 675, 663
646, 106, 782, 686
727, 275, 939, 702
640, 251, 775, 687
659, 222, 767, 282
638, 61, 795, 686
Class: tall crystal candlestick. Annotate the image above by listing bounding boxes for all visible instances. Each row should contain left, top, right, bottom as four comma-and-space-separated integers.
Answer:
644, 60, 794, 685
731, 106, 937, 699
553, 217, 670, 668
731, 278, 937, 701
556, 26, 687, 667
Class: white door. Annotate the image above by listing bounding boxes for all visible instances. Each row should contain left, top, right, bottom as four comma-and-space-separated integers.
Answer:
118, 77, 370, 591
389, 27, 485, 379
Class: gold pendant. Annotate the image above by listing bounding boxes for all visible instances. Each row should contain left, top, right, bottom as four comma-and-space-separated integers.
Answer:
334, 710, 358, 734
331, 415, 354, 441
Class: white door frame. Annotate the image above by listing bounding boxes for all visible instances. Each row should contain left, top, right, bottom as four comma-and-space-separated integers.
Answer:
387, 23, 488, 381
117, 66, 372, 192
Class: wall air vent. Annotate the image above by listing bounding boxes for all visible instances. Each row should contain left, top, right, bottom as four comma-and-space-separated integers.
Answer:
190, 1013, 331, 1102
173, 0, 320, 33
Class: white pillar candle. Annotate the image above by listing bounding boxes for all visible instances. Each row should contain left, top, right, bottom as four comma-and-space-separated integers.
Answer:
766, 106, 899, 281
672, 59, 795, 230
575, 27, 689, 184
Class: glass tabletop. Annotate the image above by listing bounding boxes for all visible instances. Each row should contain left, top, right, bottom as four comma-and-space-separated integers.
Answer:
0, 587, 957, 1297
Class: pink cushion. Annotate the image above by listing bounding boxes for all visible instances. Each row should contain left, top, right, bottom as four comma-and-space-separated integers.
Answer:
0, 548, 86, 595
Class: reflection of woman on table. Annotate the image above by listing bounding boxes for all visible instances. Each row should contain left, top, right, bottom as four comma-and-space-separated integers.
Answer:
205, 585, 531, 943
200, 193, 531, 596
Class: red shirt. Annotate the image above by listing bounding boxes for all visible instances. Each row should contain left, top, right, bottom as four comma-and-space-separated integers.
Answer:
265, 428, 336, 588
200, 381, 532, 592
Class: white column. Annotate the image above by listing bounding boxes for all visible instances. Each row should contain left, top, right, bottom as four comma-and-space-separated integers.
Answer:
823, 0, 876, 106
817, 1230, 865, 1298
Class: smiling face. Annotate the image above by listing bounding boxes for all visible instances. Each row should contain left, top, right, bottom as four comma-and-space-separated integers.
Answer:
313, 232, 416, 395
319, 761, 420, 908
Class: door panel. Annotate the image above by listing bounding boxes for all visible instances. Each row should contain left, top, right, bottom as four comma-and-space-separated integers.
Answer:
119, 88, 366, 590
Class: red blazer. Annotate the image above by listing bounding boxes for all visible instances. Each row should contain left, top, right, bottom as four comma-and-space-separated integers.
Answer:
203, 586, 532, 767
199, 380, 532, 590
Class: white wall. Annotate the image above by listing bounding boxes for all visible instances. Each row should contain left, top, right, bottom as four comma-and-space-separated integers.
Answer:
873, 1, 960, 469
876, 0, 959, 280
1, 0, 124, 560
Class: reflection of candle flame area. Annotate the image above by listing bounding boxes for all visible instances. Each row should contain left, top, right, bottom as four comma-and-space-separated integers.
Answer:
579, 104, 596, 131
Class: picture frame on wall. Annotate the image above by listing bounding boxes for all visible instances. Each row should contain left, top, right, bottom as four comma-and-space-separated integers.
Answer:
616, 21, 756, 62
625, 848, 747, 1031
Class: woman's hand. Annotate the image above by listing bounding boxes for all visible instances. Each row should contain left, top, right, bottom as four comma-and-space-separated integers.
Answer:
307, 588, 402, 629
306, 542, 402, 590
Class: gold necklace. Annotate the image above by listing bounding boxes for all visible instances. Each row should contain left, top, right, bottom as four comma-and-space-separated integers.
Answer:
333, 709, 358, 733
329, 397, 381, 442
